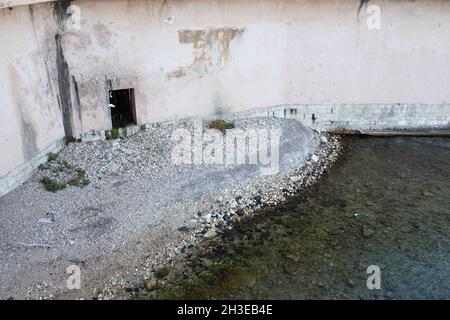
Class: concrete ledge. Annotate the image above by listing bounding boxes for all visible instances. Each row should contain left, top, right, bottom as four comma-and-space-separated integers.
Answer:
76, 130, 106, 143
214, 104, 450, 133
280, 104, 450, 132
360, 130, 450, 137
75, 125, 142, 142
74, 104, 449, 142
0, 139, 64, 197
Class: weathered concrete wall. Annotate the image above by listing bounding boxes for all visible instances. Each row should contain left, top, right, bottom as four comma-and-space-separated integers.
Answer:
55, 0, 450, 133
225, 104, 450, 133
0, 2, 63, 178
0, 0, 51, 9
1, 0, 450, 196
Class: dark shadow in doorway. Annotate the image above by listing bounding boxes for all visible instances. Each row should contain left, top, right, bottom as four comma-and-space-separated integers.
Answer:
109, 88, 136, 128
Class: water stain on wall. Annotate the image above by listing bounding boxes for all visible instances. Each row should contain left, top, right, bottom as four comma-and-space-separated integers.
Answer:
9, 65, 38, 161
54, 0, 80, 137
93, 22, 113, 48
28, 5, 56, 111
72, 75, 82, 125
169, 27, 244, 80
358, 0, 370, 14
53, 0, 71, 29
19, 117, 38, 161
55, 33, 74, 136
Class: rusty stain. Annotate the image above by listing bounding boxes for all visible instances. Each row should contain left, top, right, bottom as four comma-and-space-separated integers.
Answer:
169, 27, 244, 79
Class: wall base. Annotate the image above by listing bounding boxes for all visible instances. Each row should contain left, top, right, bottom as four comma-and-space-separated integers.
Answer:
218, 104, 450, 133
0, 139, 65, 197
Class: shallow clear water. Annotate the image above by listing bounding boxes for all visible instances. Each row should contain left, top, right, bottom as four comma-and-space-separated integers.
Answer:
144, 137, 450, 300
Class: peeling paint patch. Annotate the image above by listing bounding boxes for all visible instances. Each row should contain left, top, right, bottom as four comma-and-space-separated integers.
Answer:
169, 27, 244, 79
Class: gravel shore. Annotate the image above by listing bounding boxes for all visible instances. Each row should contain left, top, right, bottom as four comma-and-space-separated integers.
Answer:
0, 117, 341, 300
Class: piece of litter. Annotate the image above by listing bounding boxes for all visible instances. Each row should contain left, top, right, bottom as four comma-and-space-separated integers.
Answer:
15, 242, 54, 248
38, 213, 55, 224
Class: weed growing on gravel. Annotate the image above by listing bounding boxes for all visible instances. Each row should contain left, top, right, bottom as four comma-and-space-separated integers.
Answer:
67, 178, 80, 186
76, 168, 90, 187
40, 176, 66, 192
47, 152, 59, 162
52, 160, 72, 174
62, 160, 71, 169
208, 120, 236, 134
66, 168, 90, 187
111, 127, 122, 140
39, 158, 90, 191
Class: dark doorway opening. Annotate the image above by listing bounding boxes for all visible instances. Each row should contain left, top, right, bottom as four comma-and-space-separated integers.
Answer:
109, 88, 136, 128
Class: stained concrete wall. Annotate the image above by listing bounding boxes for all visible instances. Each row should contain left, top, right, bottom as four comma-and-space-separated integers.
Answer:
0, 0, 51, 9
0, 2, 63, 178
56, 0, 450, 133
1, 0, 450, 193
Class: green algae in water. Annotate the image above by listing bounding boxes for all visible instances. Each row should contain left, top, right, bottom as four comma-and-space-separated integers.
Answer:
141, 137, 450, 300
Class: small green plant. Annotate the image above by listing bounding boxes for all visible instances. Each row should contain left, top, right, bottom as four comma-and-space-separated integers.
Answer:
67, 178, 80, 186
51, 161, 70, 174
47, 152, 58, 162
40, 176, 66, 192
62, 160, 71, 169
224, 122, 236, 130
208, 120, 236, 134
65, 168, 90, 188
80, 179, 90, 187
77, 168, 86, 179
111, 127, 122, 140
77, 168, 90, 187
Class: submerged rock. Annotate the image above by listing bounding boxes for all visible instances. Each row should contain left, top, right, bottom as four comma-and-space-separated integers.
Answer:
177, 226, 190, 233
362, 225, 375, 238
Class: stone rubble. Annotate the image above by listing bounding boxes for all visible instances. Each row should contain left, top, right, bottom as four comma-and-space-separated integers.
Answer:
0, 117, 342, 300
